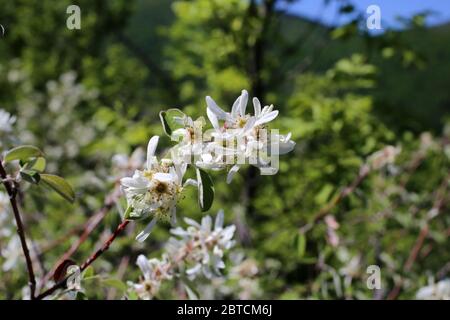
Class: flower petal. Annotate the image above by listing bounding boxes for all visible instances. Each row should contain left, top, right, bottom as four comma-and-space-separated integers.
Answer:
206, 96, 228, 120
136, 255, 151, 279
147, 136, 159, 170
253, 97, 262, 117
226, 165, 240, 184
153, 172, 174, 182
136, 217, 158, 242
239, 90, 248, 116
255, 110, 279, 126
214, 209, 224, 230
183, 178, 198, 187
207, 107, 220, 130
231, 95, 241, 117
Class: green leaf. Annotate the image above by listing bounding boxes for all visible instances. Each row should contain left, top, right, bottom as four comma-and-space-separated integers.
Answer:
20, 170, 41, 184
295, 233, 306, 259
159, 108, 186, 136
40, 174, 75, 203
22, 157, 46, 172
4, 145, 44, 163
123, 206, 132, 220
102, 278, 127, 292
196, 168, 214, 212
82, 266, 95, 279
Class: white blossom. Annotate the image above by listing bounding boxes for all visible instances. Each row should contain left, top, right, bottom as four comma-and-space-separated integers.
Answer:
120, 136, 195, 242
416, 279, 450, 300
0, 109, 16, 133
129, 254, 173, 300
167, 210, 236, 279
129, 211, 236, 299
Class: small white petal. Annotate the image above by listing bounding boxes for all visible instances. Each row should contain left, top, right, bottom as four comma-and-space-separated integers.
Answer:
183, 178, 198, 187
253, 97, 262, 117
214, 209, 224, 229
186, 264, 202, 276
136, 255, 151, 279
206, 96, 228, 120
147, 136, 159, 170
226, 165, 240, 184
153, 172, 174, 182
239, 90, 248, 116
201, 215, 212, 232
184, 217, 201, 228
207, 107, 220, 130
136, 217, 158, 242
255, 110, 279, 126
231, 96, 241, 117
241, 116, 256, 134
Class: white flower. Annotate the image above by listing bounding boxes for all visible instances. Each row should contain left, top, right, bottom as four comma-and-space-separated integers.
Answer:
168, 210, 236, 279
120, 136, 195, 242
0, 109, 16, 133
416, 279, 450, 300
130, 254, 173, 300
368, 145, 401, 170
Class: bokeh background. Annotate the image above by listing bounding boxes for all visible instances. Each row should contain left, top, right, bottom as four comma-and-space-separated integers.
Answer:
0, 0, 449, 299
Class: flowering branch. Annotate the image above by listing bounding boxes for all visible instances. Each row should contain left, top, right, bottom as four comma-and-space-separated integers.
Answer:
0, 159, 37, 299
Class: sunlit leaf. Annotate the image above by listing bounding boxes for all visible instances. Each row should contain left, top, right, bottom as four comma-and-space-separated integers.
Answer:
4, 145, 44, 163
159, 108, 186, 136
40, 174, 75, 203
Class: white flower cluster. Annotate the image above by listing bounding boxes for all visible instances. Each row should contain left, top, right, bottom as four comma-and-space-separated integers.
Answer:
171, 90, 296, 183
168, 210, 236, 279
119, 90, 295, 242
129, 211, 235, 300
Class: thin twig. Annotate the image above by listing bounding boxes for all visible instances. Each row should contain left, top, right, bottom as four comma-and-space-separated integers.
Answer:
36, 219, 130, 300
0, 159, 37, 299
300, 164, 371, 234
386, 173, 449, 300
41, 186, 121, 288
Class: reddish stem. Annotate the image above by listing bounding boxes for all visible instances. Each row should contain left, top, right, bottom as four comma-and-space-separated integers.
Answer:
35, 219, 130, 300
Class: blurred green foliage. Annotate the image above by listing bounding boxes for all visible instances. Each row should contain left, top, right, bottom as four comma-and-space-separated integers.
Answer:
0, 0, 449, 299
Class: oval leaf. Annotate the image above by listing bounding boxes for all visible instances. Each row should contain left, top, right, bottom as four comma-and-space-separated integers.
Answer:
40, 174, 75, 203
196, 168, 214, 212
4, 145, 44, 163
23, 157, 46, 172
20, 170, 41, 184
159, 108, 186, 137
102, 278, 127, 292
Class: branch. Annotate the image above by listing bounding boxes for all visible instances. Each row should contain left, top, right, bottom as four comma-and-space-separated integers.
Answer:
0, 159, 37, 299
40, 186, 121, 289
300, 164, 371, 234
387, 172, 450, 300
36, 219, 130, 300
